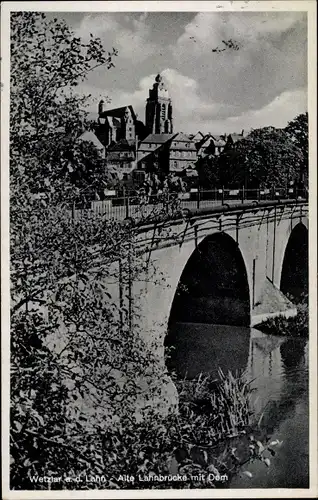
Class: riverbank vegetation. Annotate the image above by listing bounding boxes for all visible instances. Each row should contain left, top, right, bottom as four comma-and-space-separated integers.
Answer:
256, 295, 308, 338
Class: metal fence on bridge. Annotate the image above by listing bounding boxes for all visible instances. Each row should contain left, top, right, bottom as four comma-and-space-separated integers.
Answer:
73, 187, 308, 221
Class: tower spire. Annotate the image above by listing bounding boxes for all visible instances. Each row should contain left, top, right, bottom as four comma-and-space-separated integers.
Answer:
145, 73, 173, 134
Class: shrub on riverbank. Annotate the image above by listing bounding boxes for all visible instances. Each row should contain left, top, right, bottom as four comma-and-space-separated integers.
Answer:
92, 369, 277, 490
256, 297, 308, 338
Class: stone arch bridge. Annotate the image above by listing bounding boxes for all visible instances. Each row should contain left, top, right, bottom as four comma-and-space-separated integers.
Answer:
128, 199, 308, 345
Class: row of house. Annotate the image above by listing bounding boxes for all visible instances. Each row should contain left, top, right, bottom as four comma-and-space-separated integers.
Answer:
80, 73, 248, 190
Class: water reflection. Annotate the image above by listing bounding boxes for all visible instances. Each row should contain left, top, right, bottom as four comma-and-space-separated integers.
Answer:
280, 339, 306, 368
165, 323, 251, 379
166, 322, 309, 488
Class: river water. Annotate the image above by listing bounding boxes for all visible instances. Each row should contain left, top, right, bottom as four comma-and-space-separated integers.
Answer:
167, 322, 309, 488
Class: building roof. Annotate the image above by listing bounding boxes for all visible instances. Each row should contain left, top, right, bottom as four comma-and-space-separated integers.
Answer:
196, 134, 212, 149
141, 133, 177, 144
229, 133, 244, 143
170, 132, 196, 151
105, 116, 122, 128
77, 130, 105, 151
211, 135, 227, 146
99, 105, 136, 121
137, 150, 161, 165
172, 132, 192, 142
191, 131, 205, 142
108, 138, 135, 151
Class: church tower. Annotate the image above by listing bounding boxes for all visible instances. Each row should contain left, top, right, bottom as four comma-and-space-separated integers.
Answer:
145, 74, 173, 134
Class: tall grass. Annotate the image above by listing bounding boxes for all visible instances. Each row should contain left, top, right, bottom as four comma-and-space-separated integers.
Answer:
175, 368, 255, 447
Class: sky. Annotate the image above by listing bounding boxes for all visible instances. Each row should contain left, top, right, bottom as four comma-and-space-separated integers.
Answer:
50, 10, 307, 135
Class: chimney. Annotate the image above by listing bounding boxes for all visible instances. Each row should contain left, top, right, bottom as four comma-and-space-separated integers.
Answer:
98, 100, 105, 116
241, 129, 244, 136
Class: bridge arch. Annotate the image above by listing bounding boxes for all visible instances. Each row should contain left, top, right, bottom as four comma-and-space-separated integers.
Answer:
279, 222, 308, 301
168, 232, 251, 328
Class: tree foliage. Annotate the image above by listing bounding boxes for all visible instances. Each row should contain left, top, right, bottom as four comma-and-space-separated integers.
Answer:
10, 11, 116, 202
285, 112, 308, 183
10, 11, 151, 487
10, 11, 189, 489
197, 125, 307, 190
227, 127, 304, 188
195, 155, 220, 189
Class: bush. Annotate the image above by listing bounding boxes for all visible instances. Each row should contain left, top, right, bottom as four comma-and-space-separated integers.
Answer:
257, 296, 308, 338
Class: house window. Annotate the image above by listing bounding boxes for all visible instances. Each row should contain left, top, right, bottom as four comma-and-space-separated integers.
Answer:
129, 127, 132, 131
174, 161, 178, 168
148, 144, 152, 148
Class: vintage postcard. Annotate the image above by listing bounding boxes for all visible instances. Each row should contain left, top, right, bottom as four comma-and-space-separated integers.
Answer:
1, 1, 317, 498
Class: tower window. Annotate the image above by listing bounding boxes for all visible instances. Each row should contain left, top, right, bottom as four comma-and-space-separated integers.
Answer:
161, 103, 166, 120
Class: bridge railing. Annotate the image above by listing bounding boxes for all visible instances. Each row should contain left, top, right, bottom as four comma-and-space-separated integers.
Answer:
72, 187, 308, 221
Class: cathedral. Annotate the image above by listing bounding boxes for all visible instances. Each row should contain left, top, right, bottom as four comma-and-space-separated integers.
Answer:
94, 73, 174, 147
92, 73, 197, 184
91, 73, 245, 186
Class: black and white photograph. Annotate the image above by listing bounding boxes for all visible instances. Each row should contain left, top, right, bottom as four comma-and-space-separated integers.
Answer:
1, 1, 317, 498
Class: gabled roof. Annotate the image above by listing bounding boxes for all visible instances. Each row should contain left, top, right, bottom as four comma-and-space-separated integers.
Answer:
77, 130, 105, 151
170, 132, 196, 151
99, 105, 136, 121
196, 134, 212, 149
172, 132, 192, 142
192, 131, 205, 142
141, 133, 177, 144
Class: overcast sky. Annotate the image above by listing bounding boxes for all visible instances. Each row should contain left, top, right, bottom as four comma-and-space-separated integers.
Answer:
51, 11, 307, 135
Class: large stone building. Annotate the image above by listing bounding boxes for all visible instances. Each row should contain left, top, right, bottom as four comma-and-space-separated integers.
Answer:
89, 73, 246, 189
95, 104, 147, 148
